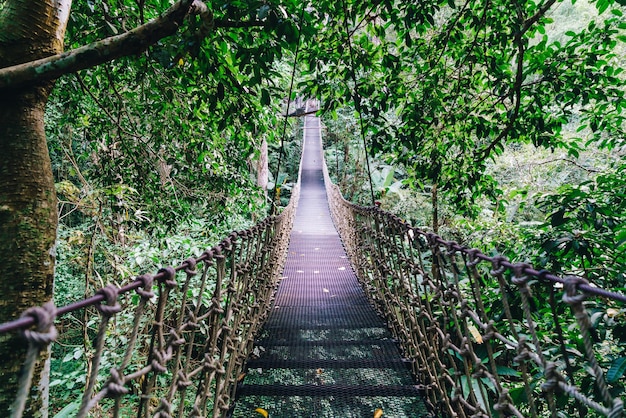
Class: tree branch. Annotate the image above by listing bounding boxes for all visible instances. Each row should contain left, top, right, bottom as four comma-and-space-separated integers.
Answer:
213, 19, 266, 28
521, 0, 559, 36
473, 0, 560, 164
534, 158, 600, 173
282, 109, 319, 118
0, 0, 208, 91
475, 43, 524, 163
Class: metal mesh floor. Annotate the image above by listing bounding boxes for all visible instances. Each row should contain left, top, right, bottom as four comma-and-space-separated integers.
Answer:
231, 116, 431, 417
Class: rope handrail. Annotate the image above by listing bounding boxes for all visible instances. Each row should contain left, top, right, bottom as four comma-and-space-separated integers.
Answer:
333, 203, 626, 304
321, 146, 625, 417
2, 184, 300, 418
0, 215, 285, 335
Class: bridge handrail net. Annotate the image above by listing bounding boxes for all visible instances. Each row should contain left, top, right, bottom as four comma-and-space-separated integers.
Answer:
322, 156, 625, 417
2, 183, 299, 418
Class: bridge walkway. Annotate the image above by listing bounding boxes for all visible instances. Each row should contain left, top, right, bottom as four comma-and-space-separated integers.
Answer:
231, 116, 431, 417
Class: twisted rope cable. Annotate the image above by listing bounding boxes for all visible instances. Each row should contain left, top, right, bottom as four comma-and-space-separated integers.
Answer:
10, 302, 57, 418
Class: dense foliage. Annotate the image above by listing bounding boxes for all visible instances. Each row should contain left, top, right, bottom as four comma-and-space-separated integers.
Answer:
42, 1, 306, 412
2, 0, 623, 414
314, 0, 625, 283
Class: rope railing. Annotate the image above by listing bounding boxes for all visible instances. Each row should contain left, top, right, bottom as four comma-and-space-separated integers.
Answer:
323, 158, 625, 417
2, 183, 299, 418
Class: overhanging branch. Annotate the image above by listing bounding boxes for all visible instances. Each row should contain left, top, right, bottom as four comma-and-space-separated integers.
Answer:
473, 0, 558, 164
0, 0, 209, 90
213, 19, 267, 28
282, 109, 319, 118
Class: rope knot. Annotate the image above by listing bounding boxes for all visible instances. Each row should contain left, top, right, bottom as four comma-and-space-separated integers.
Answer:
190, 405, 203, 418
203, 354, 217, 372
541, 362, 560, 393
211, 297, 224, 313
176, 371, 193, 390
184, 257, 198, 276
135, 274, 154, 300
444, 240, 457, 255
169, 329, 185, 347
472, 363, 486, 379
511, 263, 531, 288
201, 249, 215, 263
490, 255, 508, 276
493, 391, 510, 412
96, 284, 121, 317
154, 399, 173, 418
459, 337, 471, 357
483, 320, 496, 341
106, 368, 129, 397
466, 249, 481, 267
562, 275, 588, 305
186, 309, 199, 329
158, 266, 177, 289
458, 299, 469, 315
151, 349, 168, 373
203, 354, 225, 375
425, 232, 439, 247
514, 337, 530, 363
213, 247, 225, 260
21, 301, 58, 347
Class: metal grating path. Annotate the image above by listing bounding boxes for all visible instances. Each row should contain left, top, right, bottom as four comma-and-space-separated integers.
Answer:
230, 115, 431, 417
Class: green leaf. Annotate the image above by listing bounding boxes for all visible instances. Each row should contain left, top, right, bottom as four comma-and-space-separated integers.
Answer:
617, 229, 626, 248
53, 401, 81, 418
607, 357, 626, 383
597, 0, 609, 14
105, 20, 118, 35
550, 208, 568, 227
496, 366, 520, 377
261, 89, 270, 106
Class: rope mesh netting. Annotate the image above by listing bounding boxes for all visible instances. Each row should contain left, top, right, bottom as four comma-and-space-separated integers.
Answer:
323, 125, 626, 416
1, 188, 298, 418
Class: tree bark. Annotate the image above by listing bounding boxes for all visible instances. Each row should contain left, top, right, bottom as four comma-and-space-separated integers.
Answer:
0, 0, 201, 91
0, 0, 212, 413
0, 85, 57, 417
431, 182, 439, 234
257, 138, 269, 196
0, 0, 70, 415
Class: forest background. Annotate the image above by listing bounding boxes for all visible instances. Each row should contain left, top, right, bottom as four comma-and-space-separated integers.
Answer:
0, 0, 625, 414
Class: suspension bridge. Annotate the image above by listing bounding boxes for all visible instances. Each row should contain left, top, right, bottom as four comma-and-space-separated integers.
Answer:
2, 111, 625, 417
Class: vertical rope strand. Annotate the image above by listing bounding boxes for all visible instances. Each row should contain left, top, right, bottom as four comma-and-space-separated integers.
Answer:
272, 3, 306, 214
340, 0, 376, 205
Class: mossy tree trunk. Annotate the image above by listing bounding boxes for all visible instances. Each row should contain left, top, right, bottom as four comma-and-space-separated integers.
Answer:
0, 0, 70, 415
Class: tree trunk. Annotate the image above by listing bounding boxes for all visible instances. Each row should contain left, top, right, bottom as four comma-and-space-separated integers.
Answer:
0, 86, 58, 417
431, 182, 439, 234
0, 0, 71, 414
257, 137, 269, 197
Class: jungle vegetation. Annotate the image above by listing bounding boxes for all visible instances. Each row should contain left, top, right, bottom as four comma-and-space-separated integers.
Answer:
0, 0, 625, 414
